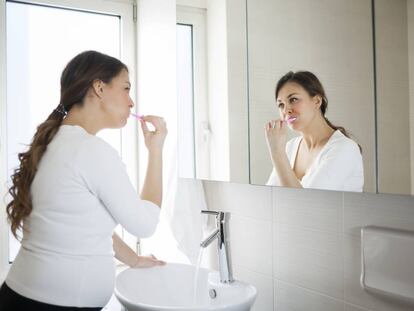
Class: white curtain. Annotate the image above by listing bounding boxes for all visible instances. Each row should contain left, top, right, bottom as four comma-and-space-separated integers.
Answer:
162, 149, 209, 264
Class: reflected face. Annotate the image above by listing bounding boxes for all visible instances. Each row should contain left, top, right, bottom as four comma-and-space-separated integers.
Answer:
101, 69, 134, 128
276, 82, 320, 131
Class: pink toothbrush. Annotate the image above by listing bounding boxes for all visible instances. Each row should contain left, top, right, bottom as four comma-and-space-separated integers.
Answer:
130, 113, 144, 120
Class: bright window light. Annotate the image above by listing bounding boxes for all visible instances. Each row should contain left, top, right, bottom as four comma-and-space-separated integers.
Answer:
176, 23, 196, 178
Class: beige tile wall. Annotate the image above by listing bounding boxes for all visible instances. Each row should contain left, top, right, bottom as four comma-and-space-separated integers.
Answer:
375, 0, 411, 194
203, 180, 414, 311
409, 0, 414, 195
225, 0, 250, 184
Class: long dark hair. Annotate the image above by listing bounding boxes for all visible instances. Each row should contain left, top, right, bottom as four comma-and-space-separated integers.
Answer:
7, 50, 128, 239
275, 70, 361, 151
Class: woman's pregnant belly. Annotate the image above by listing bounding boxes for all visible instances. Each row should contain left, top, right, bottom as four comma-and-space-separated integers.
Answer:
6, 247, 115, 307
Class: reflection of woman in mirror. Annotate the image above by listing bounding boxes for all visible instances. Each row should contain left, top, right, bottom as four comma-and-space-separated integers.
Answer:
265, 71, 363, 192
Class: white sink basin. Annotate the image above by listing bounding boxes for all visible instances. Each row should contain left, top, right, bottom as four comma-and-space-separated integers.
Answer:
114, 263, 257, 311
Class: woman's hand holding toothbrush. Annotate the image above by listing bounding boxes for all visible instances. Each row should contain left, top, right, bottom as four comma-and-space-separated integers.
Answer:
136, 115, 168, 153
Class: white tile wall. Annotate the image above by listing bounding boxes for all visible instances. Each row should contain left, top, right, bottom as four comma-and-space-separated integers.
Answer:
202, 180, 414, 311
273, 187, 343, 235
203, 181, 273, 274
233, 264, 274, 311
273, 222, 343, 299
343, 192, 414, 236
343, 192, 414, 311
274, 279, 343, 311
344, 302, 372, 311
230, 214, 273, 275
273, 187, 344, 301
203, 180, 272, 221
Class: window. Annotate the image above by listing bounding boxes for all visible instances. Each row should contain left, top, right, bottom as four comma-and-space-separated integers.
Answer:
176, 5, 210, 180
177, 23, 196, 178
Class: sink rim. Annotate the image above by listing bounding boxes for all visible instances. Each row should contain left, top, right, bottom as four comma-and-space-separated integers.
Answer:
114, 263, 257, 311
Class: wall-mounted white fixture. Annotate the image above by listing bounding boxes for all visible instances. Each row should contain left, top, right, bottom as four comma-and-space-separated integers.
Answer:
361, 226, 414, 304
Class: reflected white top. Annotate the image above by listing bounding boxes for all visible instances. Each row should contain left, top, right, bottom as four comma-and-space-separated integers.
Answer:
266, 130, 364, 192
6, 125, 160, 307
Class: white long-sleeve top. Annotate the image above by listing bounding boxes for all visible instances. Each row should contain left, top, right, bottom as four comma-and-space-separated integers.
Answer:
6, 125, 160, 307
266, 130, 364, 192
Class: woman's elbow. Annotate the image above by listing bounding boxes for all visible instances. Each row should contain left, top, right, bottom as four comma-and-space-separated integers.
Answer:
135, 209, 160, 237
139, 218, 159, 237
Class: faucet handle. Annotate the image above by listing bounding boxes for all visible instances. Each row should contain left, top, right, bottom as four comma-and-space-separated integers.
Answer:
201, 210, 231, 223
201, 210, 220, 216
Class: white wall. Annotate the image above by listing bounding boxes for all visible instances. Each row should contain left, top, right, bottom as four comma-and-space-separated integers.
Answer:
203, 180, 414, 311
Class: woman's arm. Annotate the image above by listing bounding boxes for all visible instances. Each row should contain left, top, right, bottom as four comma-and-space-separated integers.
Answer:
270, 149, 303, 188
139, 116, 168, 207
141, 148, 163, 207
265, 119, 303, 188
112, 232, 165, 267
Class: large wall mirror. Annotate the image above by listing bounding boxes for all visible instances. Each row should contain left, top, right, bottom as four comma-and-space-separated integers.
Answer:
176, 0, 414, 196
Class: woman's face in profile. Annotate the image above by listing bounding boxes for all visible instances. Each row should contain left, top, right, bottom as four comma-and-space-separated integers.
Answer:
100, 69, 135, 128
276, 82, 320, 131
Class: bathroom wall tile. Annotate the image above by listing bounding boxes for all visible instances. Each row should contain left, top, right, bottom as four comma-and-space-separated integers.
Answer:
375, 0, 411, 195
229, 214, 273, 275
273, 187, 343, 233
343, 192, 414, 237
273, 221, 344, 299
202, 179, 414, 311
343, 192, 414, 311
344, 232, 361, 265
344, 302, 372, 311
203, 180, 272, 221
233, 264, 273, 311
271, 187, 344, 299
274, 279, 344, 311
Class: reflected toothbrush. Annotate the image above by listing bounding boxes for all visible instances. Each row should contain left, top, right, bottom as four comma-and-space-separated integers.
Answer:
286, 116, 297, 123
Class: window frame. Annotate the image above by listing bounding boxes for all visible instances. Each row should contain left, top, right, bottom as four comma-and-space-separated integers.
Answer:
176, 5, 210, 180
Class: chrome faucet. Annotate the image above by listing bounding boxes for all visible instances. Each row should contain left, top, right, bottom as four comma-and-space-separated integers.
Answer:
200, 210, 234, 283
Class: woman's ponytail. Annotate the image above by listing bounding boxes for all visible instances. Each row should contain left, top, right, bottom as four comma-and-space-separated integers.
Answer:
7, 105, 65, 239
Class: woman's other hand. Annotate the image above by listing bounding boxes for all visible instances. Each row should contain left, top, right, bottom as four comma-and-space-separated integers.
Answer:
140, 115, 168, 153
265, 119, 288, 155
132, 254, 166, 268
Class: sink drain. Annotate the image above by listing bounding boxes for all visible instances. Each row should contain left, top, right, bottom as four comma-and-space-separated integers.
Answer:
209, 289, 217, 299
